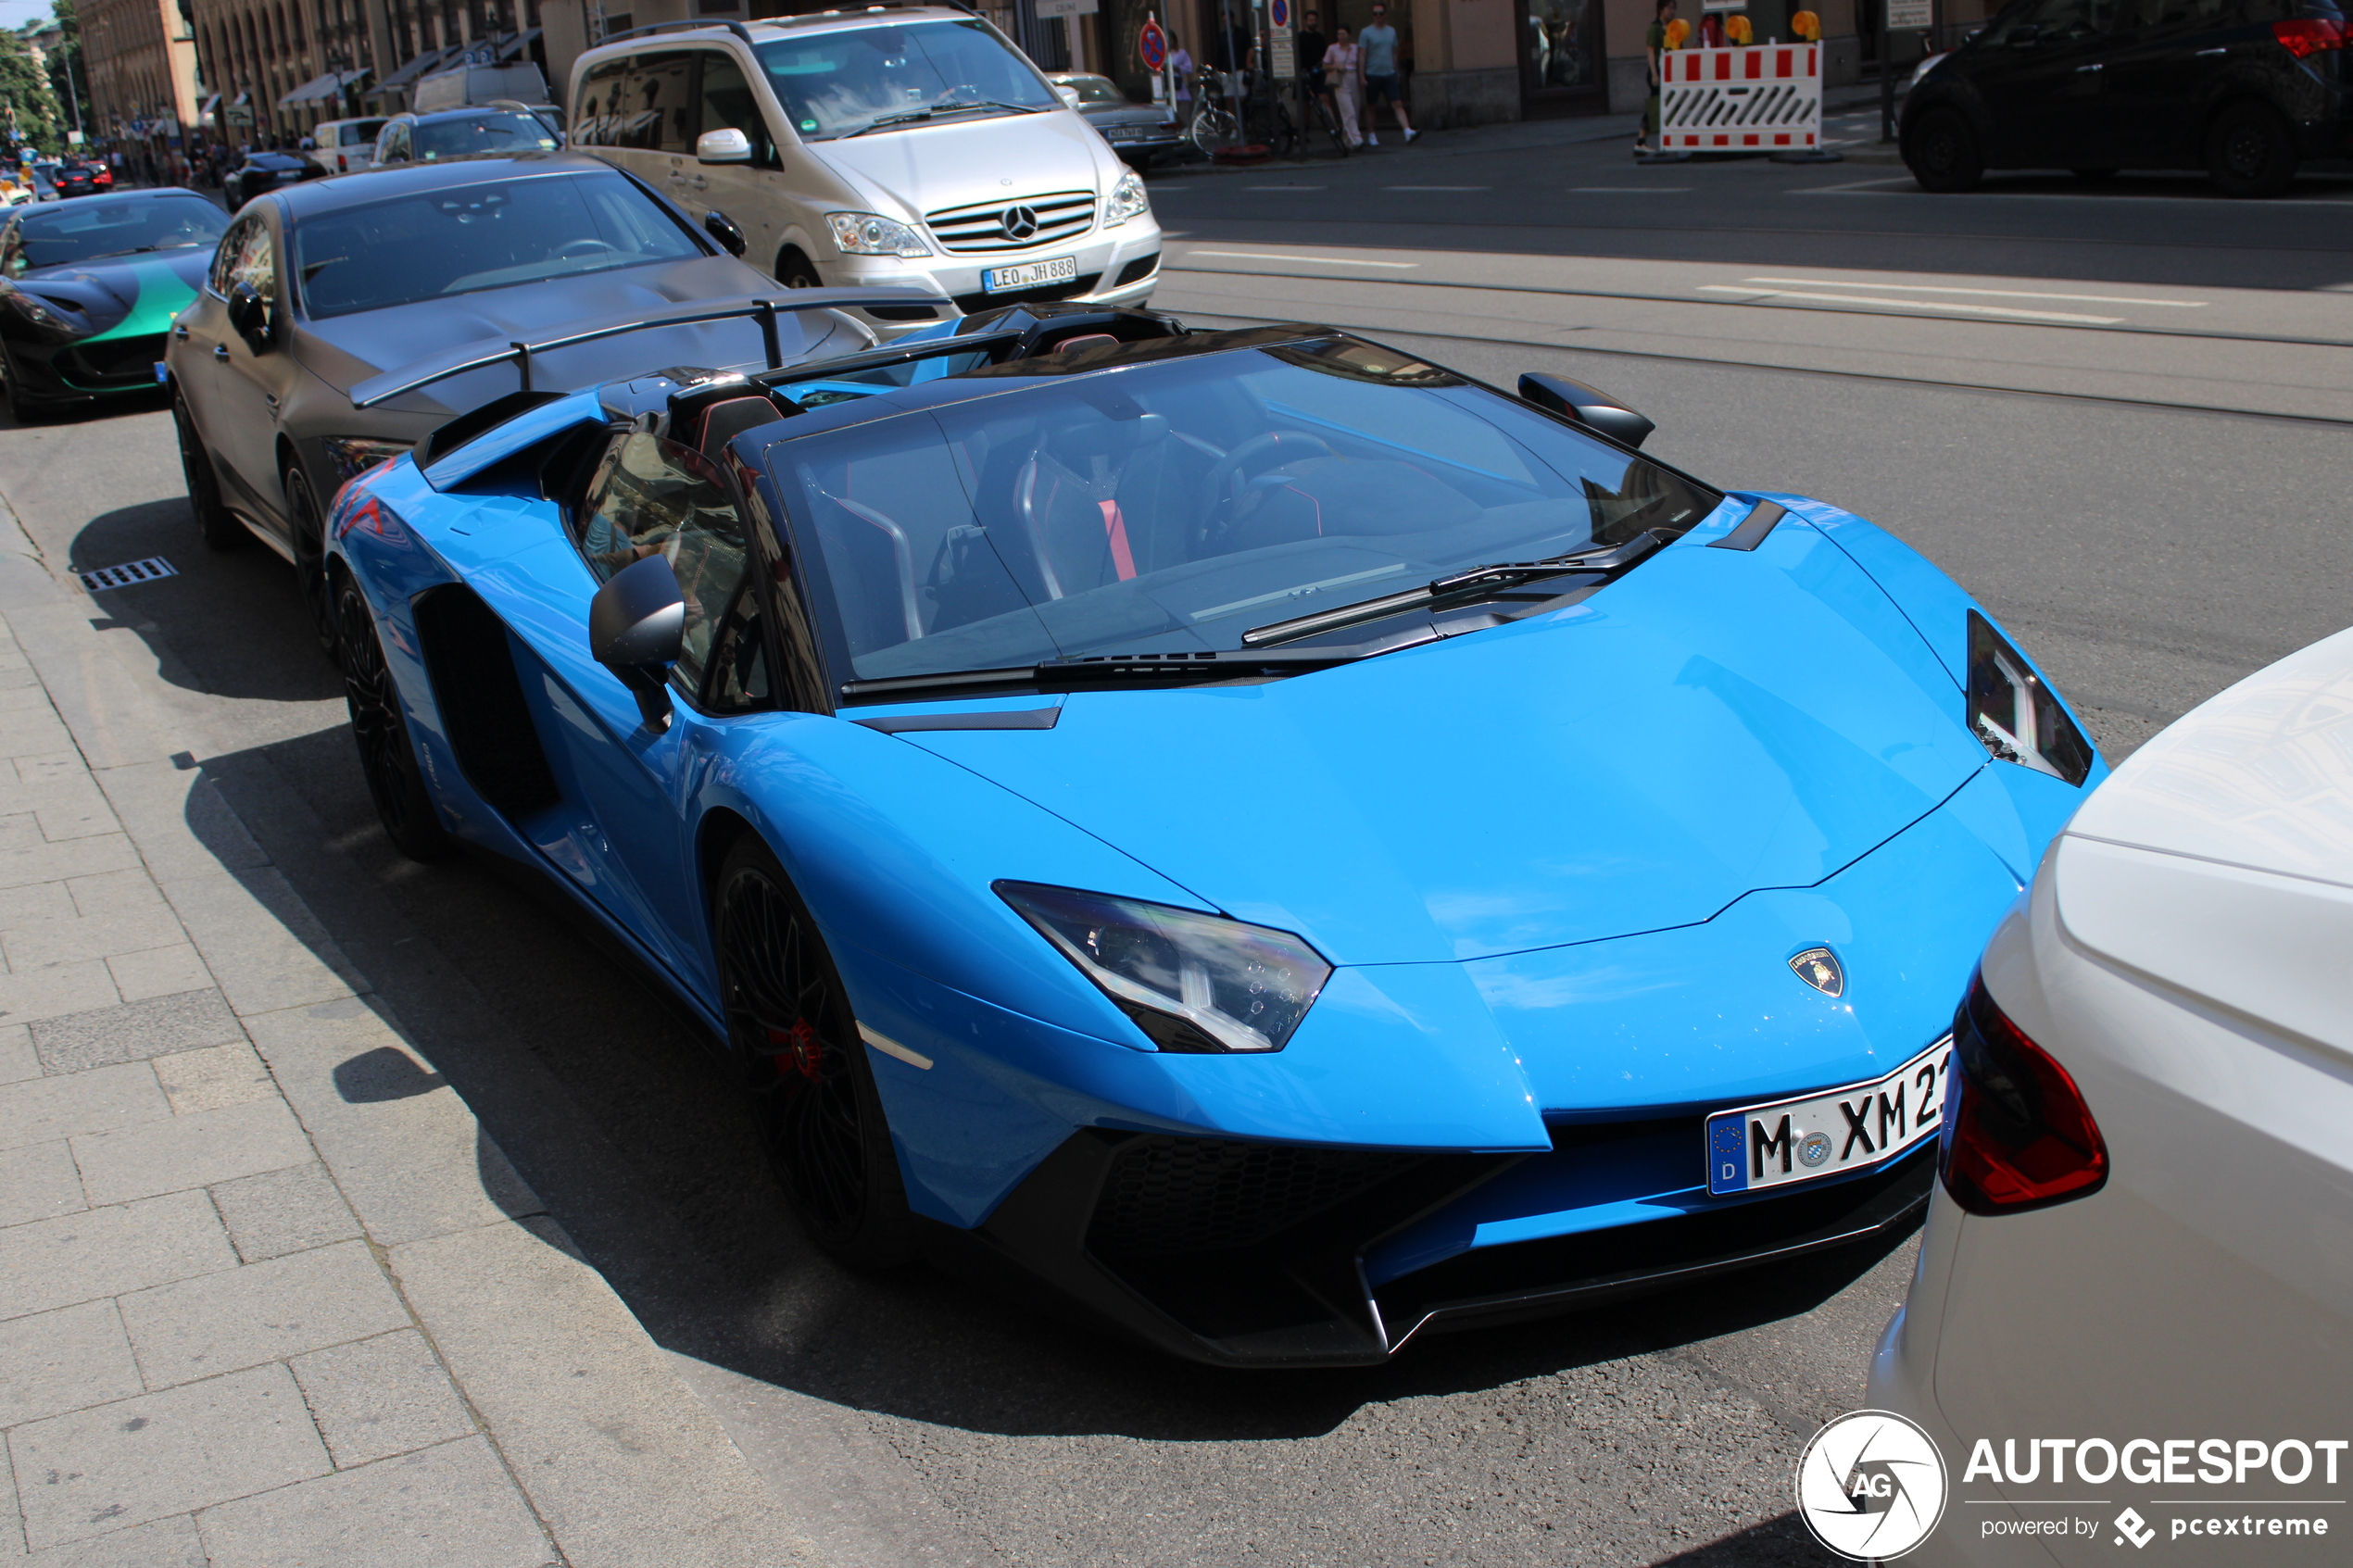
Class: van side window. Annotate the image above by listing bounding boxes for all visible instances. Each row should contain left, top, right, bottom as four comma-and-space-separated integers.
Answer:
621, 51, 698, 153
697, 53, 778, 168
573, 55, 631, 146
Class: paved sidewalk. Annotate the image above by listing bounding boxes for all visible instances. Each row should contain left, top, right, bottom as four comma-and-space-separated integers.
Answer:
0, 519, 817, 1561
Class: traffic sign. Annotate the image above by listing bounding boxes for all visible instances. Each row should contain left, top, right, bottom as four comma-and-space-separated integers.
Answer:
1139, 17, 1167, 69
1269, 0, 1290, 27
1887, 0, 1931, 25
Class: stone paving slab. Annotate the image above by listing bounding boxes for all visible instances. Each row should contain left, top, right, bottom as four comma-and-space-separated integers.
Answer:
288, 1330, 474, 1470
118, 1240, 409, 1392
14, 1513, 208, 1568
0, 1063, 169, 1154
8, 1361, 331, 1549
194, 1437, 556, 1568
0, 1142, 83, 1230
30, 993, 243, 1076
69, 1096, 313, 1208
0, 1191, 236, 1323
207, 1162, 361, 1264
0, 1301, 140, 1429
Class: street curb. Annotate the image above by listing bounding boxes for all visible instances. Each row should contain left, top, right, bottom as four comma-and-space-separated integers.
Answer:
0, 504, 830, 1564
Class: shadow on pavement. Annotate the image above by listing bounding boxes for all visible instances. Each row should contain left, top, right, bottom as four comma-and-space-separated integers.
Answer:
171, 702, 1916, 1446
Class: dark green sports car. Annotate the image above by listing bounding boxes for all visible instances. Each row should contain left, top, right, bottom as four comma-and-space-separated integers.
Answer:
0, 189, 230, 419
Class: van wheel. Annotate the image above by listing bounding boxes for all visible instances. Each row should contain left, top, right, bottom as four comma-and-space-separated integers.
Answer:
774, 248, 824, 290
2205, 102, 2296, 197
1903, 108, 1982, 193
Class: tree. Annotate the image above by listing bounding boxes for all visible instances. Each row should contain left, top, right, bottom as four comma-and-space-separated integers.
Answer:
0, 25, 67, 154
44, 0, 89, 147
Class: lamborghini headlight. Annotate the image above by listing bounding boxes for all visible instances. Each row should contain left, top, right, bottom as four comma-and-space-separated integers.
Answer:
825, 210, 932, 257
996, 881, 1331, 1054
321, 435, 414, 485
1105, 169, 1151, 227
1967, 611, 2094, 786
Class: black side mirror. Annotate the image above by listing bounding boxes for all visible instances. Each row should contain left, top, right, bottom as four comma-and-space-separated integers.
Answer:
227, 282, 271, 353
1518, 372, 1655, 449
704, 209, 748, 258
2007, 22, 2041, 44
589, 553, 685, 727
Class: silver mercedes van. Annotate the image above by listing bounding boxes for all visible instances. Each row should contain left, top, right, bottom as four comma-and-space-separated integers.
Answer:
567, 7, 1162, 338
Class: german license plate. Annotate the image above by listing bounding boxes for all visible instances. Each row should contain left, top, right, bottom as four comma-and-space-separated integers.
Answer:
984, 255, 1078, 293
1705, 1038, 1951, 1196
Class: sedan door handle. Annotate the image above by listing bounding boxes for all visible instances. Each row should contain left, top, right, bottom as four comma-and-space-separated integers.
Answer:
171, 323, 190, 339
2195, 45, 2227, 56
212, 345, 230, 362
2074, 62, 2103, 71
685, 175, 708, 191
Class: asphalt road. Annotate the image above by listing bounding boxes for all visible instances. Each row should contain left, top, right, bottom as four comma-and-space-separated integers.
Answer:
7, 145, 2348, 1567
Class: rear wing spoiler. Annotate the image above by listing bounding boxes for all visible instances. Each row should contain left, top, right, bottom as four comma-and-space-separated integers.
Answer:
349, 288, 937, 410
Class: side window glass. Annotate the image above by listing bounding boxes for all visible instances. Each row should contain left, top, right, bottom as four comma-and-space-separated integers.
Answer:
574, 56, 631, 146
704, 583, 772, 711
574, 432, 750, 698
230, 223, 276, 305
1, 227, 22, 278
697, 53, 778, 167
209, 220, 246, 295
621, 52, 698, 152
2024, 0, 2120, 41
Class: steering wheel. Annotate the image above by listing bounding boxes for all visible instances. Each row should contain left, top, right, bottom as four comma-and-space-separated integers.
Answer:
558, 238, 620, 259
1196, 432, 1337, 550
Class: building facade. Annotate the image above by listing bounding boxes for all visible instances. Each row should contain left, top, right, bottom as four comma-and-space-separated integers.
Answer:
77, 0, 203, 161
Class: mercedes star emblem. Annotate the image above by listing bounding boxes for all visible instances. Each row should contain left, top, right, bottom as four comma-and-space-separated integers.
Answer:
1000, 205, 1040, 241
1788, 947, 1845, 998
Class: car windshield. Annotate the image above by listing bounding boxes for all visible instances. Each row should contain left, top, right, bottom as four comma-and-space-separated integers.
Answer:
9, 196, 229, 268
292, 170, 702, 319
768, 334, 1725, 684
412, 111, 560, 160
1056, 74, 1129, 106
755, 21, 1057, 140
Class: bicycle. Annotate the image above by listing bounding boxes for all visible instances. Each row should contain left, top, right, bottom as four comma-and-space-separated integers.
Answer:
1187, 69, 1243, 157
1299, 83, 1352, 157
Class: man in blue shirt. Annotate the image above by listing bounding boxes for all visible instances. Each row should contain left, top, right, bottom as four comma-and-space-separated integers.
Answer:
1357, 4, 1418, 145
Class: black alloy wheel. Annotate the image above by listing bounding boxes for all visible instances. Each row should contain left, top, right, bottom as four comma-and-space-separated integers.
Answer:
774, 248, 824, 290
1, 344, 43, 424
174, 392, 244, 551
2205, 101, 2296, 198
335, 575, 454, 862
284, 466, 339, 661
714, 836, 915, 1269
1902, 107, 1983, 193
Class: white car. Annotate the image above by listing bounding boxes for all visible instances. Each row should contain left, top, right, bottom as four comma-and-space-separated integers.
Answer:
310, 116, 389, 175
1869, 625, 2353, 1564
566, 8, 1161, 339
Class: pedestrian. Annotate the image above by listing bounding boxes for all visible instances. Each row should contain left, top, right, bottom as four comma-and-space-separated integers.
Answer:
1168, 29, 1193, 115
1324, 25, 1363, 149
1640, 0, 1677, 154
1297, 8, 1332, 125
1358, 3, 1416, 145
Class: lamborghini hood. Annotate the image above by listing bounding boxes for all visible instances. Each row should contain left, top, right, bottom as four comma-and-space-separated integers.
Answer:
904, 531, 1991, 966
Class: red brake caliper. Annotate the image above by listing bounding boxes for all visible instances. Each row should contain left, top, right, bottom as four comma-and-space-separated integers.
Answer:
765, 1020, 823, 1081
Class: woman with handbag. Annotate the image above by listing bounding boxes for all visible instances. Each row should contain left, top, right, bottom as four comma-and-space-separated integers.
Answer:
1324, 26, 1365, 150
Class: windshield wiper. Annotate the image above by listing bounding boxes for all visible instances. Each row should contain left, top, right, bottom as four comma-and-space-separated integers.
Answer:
1240, 531, 1666, 649
847, 99, 1040, 135
841, 647, 1366, 705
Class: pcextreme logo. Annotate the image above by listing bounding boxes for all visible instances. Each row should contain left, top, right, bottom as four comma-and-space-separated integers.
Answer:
1796, 1410, 1950, 1562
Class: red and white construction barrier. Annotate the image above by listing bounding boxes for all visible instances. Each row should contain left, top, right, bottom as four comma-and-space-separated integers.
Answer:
1659, 45, 1822, 152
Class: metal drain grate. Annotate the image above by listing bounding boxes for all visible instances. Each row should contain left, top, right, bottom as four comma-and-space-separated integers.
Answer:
78, 558, 177, 592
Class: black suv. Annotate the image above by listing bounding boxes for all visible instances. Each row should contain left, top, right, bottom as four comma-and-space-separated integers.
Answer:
1902, 0, 2348, 195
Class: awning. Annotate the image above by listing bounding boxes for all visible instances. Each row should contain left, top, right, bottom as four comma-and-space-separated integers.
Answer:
278, 71, 342, 107
376, 45, 457, 92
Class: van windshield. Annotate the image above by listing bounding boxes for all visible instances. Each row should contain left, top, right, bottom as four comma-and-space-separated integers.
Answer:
755, 21, 1058, 141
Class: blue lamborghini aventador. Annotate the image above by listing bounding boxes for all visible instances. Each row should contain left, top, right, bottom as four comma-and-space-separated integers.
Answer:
323, 302, 2104, 1366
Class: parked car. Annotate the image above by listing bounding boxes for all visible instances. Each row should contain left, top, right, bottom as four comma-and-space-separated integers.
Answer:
567, 9, 1162, 340
224, 151, 317, 207
310, 117, 390, 175
1869, 623, 2353, 1562
371, 106, 560, 165
322, 302, 2106, 1366
167, 153, 877, 656
1901, 0, 2352, 197
1050, 71, 1185, 166
0, 189, 230, 420
51, 161, 107, 199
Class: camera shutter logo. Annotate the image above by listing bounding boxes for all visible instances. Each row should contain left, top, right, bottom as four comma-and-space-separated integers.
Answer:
1000, 205, 1040, 242
1795, 1410, 1948, 1561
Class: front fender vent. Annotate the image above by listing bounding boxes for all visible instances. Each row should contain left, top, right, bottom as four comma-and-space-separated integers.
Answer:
412, 585, 560, 819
